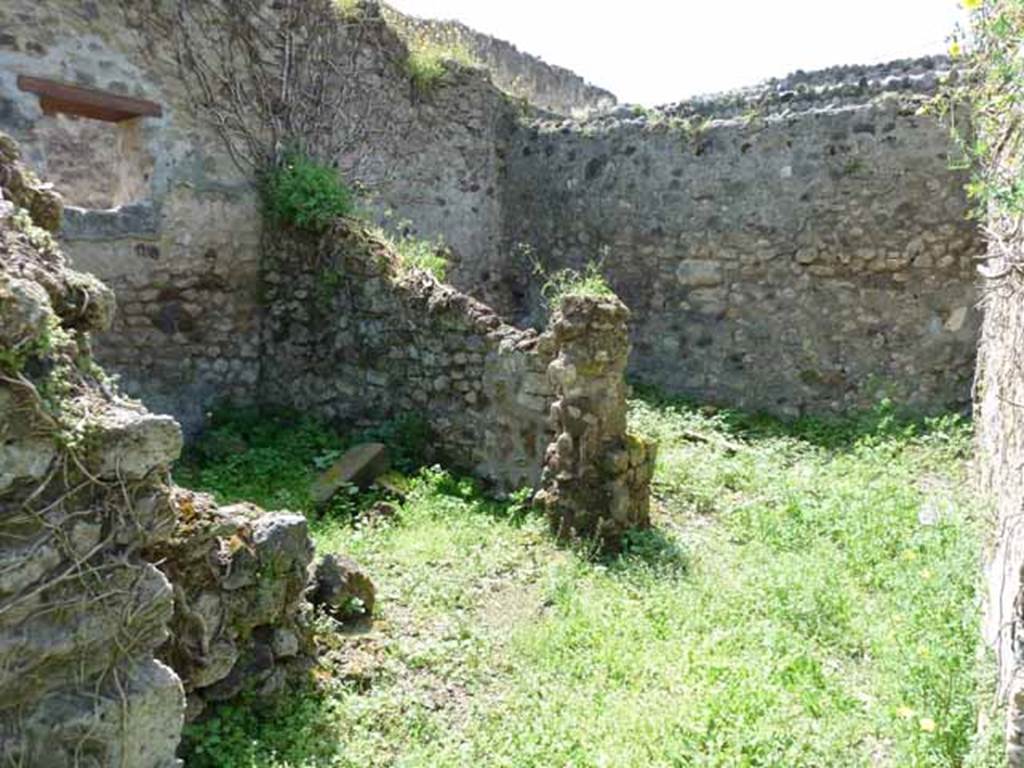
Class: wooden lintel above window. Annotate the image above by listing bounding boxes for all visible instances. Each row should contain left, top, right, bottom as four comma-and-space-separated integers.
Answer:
17, 75, 163, 123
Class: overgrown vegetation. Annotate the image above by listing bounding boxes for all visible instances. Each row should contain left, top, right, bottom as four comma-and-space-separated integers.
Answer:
175, 406, 430, 518
402, 32, 476, 91
262, 153, 355, 233
372, 222, 451, 281
944, 0, 1024, 220
179, 396, 1002, 767
331, 0, 362, 20
536, 258, 617, 309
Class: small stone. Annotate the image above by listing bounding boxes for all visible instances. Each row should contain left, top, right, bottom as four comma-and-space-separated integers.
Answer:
311, 553, 376, 619
271, 628, 300, 659
310, 443, 390, 503
676, 259, 723, 287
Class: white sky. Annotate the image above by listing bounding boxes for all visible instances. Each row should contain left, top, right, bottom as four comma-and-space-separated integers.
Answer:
388, 0, 967, 105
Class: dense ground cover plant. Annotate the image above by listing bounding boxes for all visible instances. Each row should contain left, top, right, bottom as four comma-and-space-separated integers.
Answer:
179, 397, 1002, 768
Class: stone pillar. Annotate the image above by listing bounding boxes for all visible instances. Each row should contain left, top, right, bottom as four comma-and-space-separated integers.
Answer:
534, 294, 657, 551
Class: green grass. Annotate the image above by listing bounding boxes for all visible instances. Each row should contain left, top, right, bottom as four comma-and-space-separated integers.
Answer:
178, 397, 1004, 768
174, 406, 430, 517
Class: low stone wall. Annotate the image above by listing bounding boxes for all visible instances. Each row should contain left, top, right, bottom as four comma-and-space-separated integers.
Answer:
260, 223, 555, 491
499, 57, 984, 417
261, 222, 658, 537
154, 491, 314, 722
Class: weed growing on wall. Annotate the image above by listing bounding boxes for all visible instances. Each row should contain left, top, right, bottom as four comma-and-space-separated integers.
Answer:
332, 0, 362, 20
536, 258, 616, 309
372, 223, 451, 281
262, 153, 354, 233
402, 32, 476, 91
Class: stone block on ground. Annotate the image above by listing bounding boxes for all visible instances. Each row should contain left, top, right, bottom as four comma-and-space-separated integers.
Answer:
311, 553, 377, 620
311, 443, 391, 503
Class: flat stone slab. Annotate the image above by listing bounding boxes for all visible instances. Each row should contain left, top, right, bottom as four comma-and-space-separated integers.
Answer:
311, 443, 390, 504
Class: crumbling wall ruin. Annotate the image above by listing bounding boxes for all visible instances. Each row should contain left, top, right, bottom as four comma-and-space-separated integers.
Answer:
260, 223, 556, 491
0, 133, 315, 764
0, 133, 185, 767
154, 491, 314, 723
381, 5, 616, 116
536, 295, 657, 548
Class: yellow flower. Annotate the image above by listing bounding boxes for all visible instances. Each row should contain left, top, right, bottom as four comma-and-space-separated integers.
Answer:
949, 40, 963, 58
897, 706, 915, 719
921, 568, 933, 580
920, 717, 937, 733
963, 0, 983, 9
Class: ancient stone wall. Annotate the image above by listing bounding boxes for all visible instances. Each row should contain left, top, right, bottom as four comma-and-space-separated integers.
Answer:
0, 0, 264, 434
0, 5, 986, 429
381, 5, 616, 116
499, 57, 984, 416
0, 0, 516, 434
260, 223, 555, 491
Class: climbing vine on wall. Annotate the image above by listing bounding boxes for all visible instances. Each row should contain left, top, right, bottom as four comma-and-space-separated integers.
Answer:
119, 0, 411, 177
947, 0, 1024, 222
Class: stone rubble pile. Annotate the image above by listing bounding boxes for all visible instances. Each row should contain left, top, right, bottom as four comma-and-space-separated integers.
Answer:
0, 132, 186, 767
153, 490, 314, 722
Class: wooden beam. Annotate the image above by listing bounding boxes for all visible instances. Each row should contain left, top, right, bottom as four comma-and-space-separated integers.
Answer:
17, 75, 162, 123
